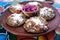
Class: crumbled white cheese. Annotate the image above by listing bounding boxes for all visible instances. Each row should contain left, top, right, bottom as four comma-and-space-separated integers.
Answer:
31, 17, 44, 25
28, 2, 39, 5
13, 21, 17, 23
12, 4, 22, 10
11, 14, 24, 22
40, 7, 55, 19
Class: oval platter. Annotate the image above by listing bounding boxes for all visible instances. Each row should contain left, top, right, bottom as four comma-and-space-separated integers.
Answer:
1, 1, 60, 36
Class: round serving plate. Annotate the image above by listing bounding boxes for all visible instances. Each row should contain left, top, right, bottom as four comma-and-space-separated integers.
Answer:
1, 1, 59, 37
